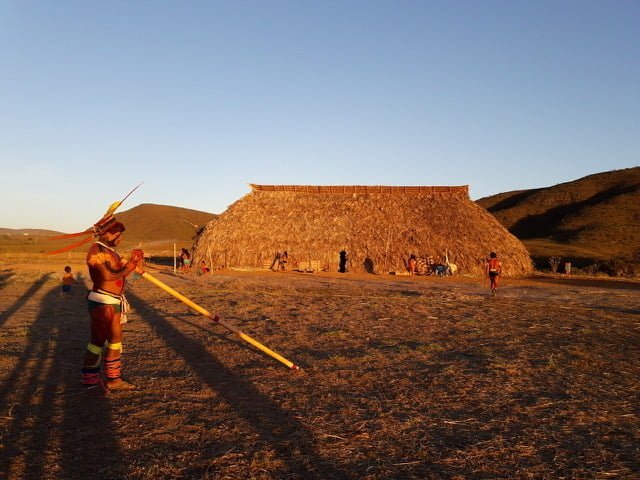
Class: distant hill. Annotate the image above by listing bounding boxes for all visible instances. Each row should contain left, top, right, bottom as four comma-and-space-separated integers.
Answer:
0, 228, 66, 254
0, 228, 64, 236
477, 167, 640, 271
0, 204, 217, 256
115, 203, 217, 243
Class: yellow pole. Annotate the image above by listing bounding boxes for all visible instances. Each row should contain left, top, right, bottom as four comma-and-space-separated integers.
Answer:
139, 270, 300, 370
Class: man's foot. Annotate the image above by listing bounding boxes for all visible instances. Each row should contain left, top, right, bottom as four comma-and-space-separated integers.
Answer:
106, 378, 136, 390
83, 380, 110, 398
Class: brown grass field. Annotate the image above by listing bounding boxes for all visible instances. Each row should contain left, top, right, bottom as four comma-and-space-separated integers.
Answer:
1, 254, 639, 479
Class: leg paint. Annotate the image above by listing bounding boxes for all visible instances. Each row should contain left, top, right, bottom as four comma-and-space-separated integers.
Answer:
104, 341, 123, 381
81, 343, 103, 386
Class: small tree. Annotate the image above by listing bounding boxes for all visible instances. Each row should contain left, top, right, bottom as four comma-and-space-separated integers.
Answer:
549, 256, 561, 274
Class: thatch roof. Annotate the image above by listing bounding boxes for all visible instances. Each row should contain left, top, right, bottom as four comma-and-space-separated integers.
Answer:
192, 184, 533, 276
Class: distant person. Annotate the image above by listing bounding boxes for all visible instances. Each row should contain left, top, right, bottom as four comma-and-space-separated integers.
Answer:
486, 252, 502, 296
279, 251, 288, 271
82, 219, 144, 396
198, 260, 210, 275
408, 255, 417, 276
61, 265, 76, 296
270, 252, 281, 271
339, 250, 348, 273
564, 261, 572, 275
363, 257, 374, 274
180, 248, 191, 272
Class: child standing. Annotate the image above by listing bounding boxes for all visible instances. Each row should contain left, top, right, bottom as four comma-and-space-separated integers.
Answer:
486, 252, 502, 296
61, 265, 76, 296
408, 254, 417, 276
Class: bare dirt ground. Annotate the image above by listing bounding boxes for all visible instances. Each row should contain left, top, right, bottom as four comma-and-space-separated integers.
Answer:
1, 261, 639, 479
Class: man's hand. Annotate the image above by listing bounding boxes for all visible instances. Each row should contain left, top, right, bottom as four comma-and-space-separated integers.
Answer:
130, 249, 145, 274
130, 248, 144, 263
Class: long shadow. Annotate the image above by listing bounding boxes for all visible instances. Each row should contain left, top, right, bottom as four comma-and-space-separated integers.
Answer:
0, 273, 50, 329
129, 291, 348, 479
0, 268, 16, 290
509, 184, 638, 239
57, 287, 124, 479
0, 274, 53, 406
0, 284, 122, 479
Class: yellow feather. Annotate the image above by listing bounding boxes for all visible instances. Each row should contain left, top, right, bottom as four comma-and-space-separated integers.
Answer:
102, 200, 122, 219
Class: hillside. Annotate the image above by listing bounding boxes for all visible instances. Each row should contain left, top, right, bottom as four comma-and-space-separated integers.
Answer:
116, 203, 217, 243
0, 228, 63, 236
0, 204, 217, 256
477, 167, 640, 271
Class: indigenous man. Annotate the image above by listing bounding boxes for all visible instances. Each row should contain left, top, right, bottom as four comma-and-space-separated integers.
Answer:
81, 219, 144, 395
486, 252, 502, 296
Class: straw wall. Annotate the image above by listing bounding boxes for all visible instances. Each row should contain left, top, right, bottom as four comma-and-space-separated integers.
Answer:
192, 186, 533, 276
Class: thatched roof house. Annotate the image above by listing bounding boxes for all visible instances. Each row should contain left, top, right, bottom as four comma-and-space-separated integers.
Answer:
191, 184, 533, 276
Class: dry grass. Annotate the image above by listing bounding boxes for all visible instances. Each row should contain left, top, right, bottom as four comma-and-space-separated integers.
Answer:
1, 255, 639, 479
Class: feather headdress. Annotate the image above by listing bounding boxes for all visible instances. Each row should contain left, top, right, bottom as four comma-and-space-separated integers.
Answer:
45, 182, 142, 255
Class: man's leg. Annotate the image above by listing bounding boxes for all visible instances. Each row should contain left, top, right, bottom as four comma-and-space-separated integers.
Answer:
104, 311, 135, 390
81, 343, 103, 387
81, 306, 109, 396
491, 274, 499, 294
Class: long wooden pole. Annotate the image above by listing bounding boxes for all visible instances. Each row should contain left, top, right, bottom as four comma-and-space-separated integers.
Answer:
139, 270, 300, 370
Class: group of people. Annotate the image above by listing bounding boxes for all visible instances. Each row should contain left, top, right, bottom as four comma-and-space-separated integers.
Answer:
405, 251, 503, 295
267, 250, 349, 273
177, 248, 211, 275
270, 251, 289, 271
405, 254, 453, 276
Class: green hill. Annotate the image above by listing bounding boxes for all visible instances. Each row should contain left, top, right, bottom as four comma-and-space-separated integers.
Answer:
477, 167, 640, 274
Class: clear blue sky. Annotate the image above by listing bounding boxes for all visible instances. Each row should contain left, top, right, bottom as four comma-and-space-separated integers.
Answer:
2, 0, 638, 232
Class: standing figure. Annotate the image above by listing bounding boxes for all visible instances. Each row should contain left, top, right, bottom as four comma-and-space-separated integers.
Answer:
81, 220, 144, 395
61, 265, 76, 296
486, 252, 502, 296
408, 255, 417, 276
564, 261, 572, 275
279, 251, 289, 271
270, 252, 281, 271
181, 248, 191, 272
339, 250, 348, 273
